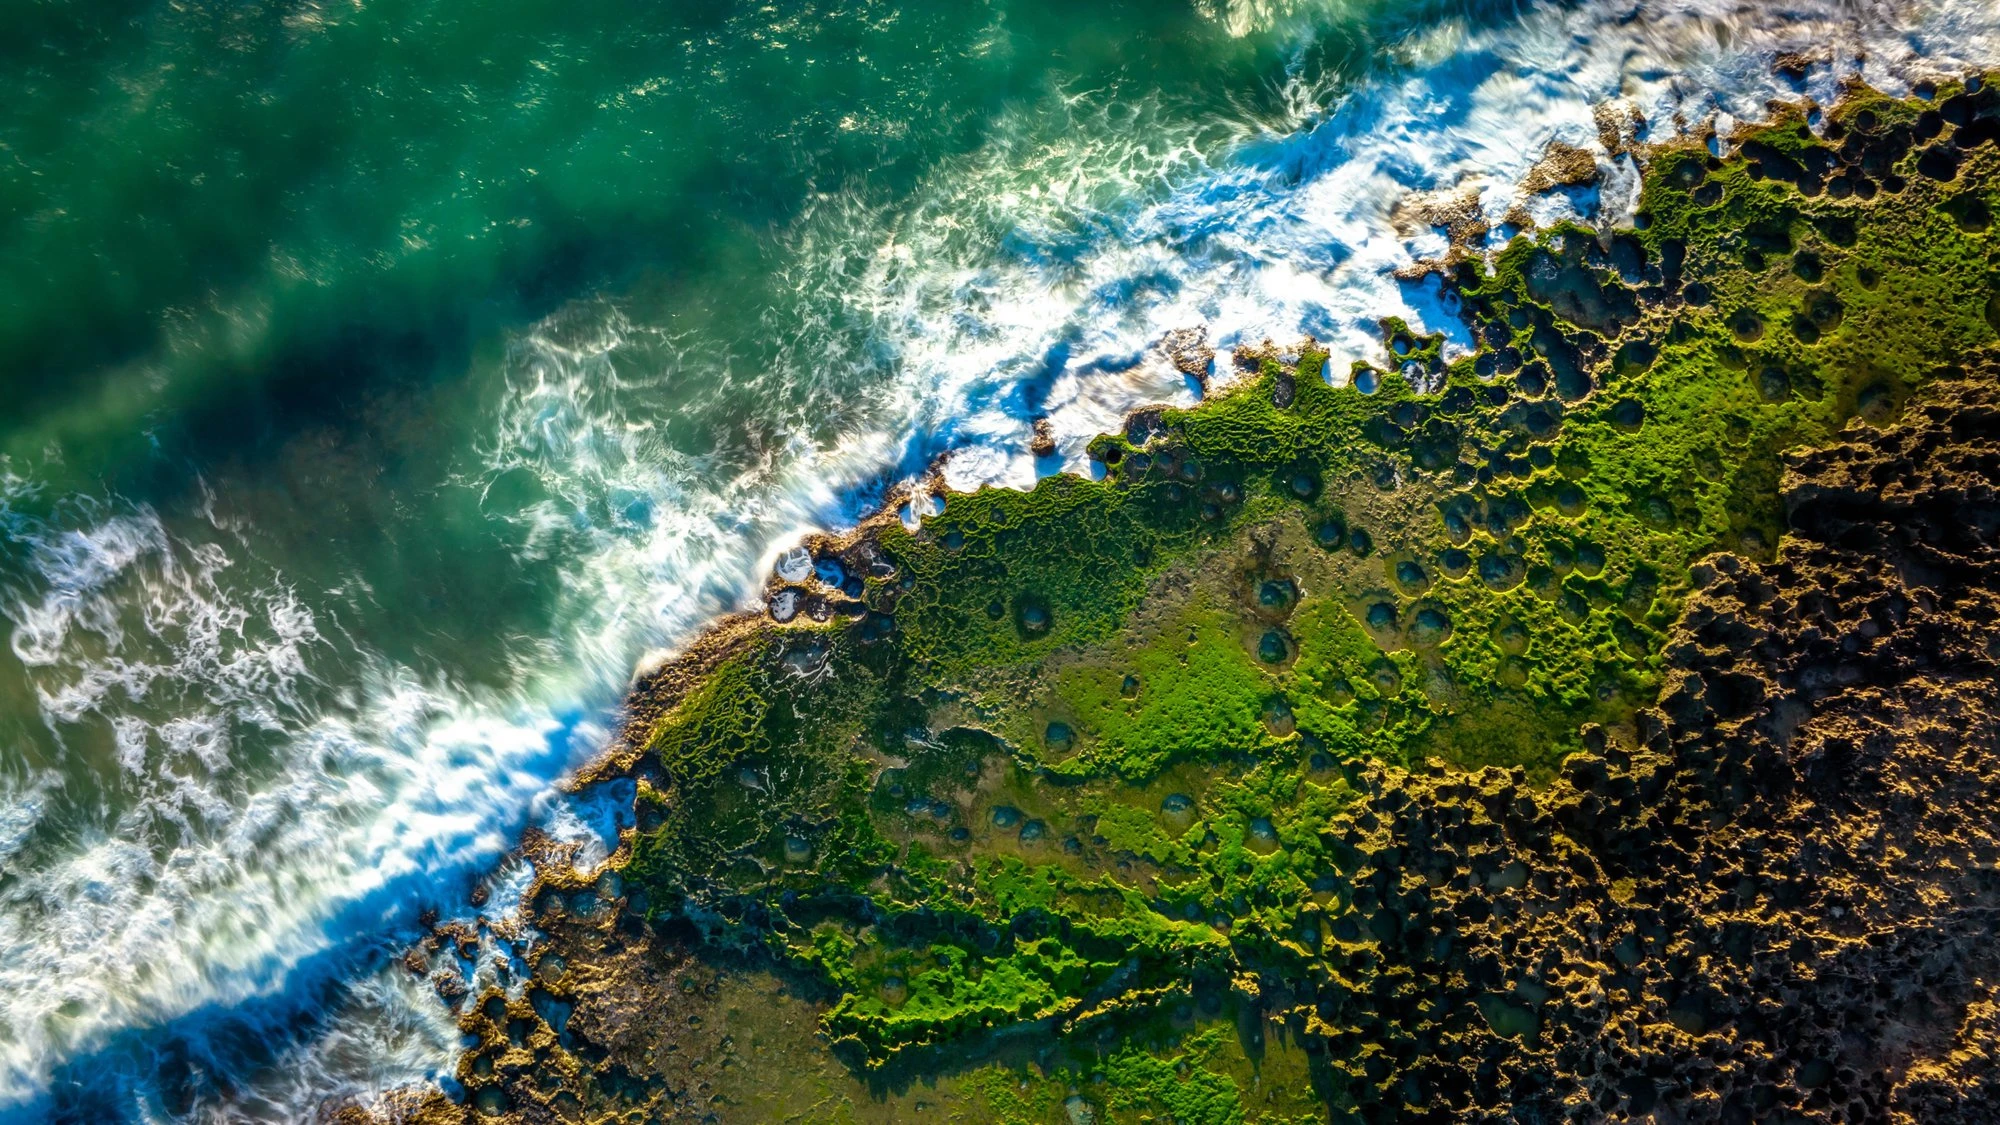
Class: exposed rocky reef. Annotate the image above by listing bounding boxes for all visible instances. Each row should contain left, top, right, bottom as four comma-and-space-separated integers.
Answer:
381, 75, 2000, 1124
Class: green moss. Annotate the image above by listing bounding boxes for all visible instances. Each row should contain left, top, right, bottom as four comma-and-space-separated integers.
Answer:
642, 652, 771, 784
1098, 1029, 1247, 1125
1041, 595, 1278, 778
960, 1022, 1325, 1125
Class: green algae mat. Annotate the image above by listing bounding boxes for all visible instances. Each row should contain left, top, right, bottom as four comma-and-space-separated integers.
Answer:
407, 79, 2000, 1124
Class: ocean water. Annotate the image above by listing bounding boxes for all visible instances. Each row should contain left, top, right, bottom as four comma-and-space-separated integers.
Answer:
1, 0, 1997, 1119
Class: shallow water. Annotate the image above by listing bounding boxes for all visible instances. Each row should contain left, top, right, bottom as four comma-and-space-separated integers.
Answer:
0, 0, 1996, 1119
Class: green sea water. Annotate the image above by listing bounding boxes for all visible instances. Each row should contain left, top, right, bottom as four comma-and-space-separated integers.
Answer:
2, 0, 1380, 474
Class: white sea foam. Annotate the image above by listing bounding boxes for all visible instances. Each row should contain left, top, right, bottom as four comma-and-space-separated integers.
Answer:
179, 965, 464, 1125
2, 0, 1998, 1118
0, 500, 615, 1113
777, 0, 2000, 500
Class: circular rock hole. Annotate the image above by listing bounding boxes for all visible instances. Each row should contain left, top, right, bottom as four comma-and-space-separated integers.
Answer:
1016, 598, 1053, 636
1395, 560, 1429, 591
1515, 364, 1547, 398
1806, 289, 1844, 330
1758, 366, 1792, 402
1257, 629, 1292, 665
1258, 578, 1298, 613
1856, 381, 1896, 424
1364, 602, 1398, 631
1411, 607, 1452, 646
1261, 697, 1296, 736
1478, 552, 1524, 589
1368, 660, 1403, 697
1726, 308, 1765, 341
1246, 816, 1281, 855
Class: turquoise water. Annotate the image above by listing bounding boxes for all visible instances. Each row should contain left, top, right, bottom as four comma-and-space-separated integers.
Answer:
1, 0, 1371, 472
1, 0, 1995, 1119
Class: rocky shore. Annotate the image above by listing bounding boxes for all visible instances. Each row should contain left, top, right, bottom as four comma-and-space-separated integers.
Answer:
378, 74, 2000, 1124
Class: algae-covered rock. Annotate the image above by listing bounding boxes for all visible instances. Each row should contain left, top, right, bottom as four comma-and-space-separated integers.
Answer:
398, 77, 2000, 1124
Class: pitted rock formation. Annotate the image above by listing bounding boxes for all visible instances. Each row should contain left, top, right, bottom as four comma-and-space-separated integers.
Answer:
399, 381, 2000, 1125
1307, 377, 2000, 1123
